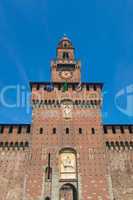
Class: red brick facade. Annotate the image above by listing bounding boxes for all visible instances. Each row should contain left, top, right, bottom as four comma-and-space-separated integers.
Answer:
0, 36, 133, 200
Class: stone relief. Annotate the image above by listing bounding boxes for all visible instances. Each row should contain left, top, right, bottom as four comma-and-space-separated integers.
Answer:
60, 151, 76, 179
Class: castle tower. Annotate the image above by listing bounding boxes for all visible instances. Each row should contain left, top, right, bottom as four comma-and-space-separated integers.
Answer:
0, 36, 133, 200
30, 36, 110, 200
51, 36, 81, 83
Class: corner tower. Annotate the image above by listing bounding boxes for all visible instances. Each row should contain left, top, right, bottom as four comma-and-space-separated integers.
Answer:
51, 36, 81, 83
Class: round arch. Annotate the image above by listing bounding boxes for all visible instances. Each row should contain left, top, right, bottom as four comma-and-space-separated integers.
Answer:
45, 197, 50, 200
59, 183, 77, 200
59, 147, 77, 155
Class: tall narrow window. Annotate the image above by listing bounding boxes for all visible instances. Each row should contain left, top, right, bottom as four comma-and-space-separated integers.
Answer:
66, 128, 69, 134
18, 126, 22, 134
27, 126, 31, 133
63, 52, 69, 60
53, 128, 56, 134
129, 126, 133, 134
92, 128, 95, 134
79, 128, 82, 134
120, 126, 124, 134
40, 128, 43, 134
112, 127, 116, 134
103, 126, 108, 134
25, 141, 29, 148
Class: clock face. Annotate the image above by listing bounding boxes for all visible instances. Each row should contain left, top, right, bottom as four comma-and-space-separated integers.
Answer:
60, 71, 72, 80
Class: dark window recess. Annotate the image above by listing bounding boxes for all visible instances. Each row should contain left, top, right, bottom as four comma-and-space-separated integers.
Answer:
112, 127, 116, 134
63, 52, 69, 60
103, 127, 108, 134
92, 128, 95, 134
79, 128, 82, 134
0, 126, 4, 134
53, 128, 56, 134
106, 141, 110, 149
27, 126, 31, 133
40, 128, 43, 134
36, 84, 40, 90
25, 141, 29, 147
18, 126, 22, 134
120, 126, 124, 133
10, 142, 13, 147
9, 126, 13, 134
129, 126, 133, 134
20, 142, 24, 147
15, 142, 18, 147
86, 85, 89, 91
66, 128, 69, 134
111, 141, 115, 147
94, 85, 97, 91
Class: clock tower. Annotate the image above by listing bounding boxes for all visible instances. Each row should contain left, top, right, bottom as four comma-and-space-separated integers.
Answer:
51, 36, 81, 83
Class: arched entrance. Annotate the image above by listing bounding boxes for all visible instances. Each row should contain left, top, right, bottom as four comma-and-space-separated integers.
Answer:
59, 184, 77, 200
45, 197, 50, 200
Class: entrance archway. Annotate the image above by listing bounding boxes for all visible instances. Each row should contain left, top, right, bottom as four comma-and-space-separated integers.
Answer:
59, 184, 77, 200
45, 197, 50, 200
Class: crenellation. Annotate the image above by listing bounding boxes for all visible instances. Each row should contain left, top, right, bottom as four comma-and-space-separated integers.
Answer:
103, 125, 133, 135
0, 141, 29, 150
0, 125, 31, 135
105, 140, 133, 151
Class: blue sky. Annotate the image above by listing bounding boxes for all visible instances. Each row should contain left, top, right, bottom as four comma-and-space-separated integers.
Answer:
0, 0, 133, 124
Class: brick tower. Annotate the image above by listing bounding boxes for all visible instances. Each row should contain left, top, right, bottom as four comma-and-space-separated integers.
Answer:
31, 36, 110, 200
0, 36, 133, 200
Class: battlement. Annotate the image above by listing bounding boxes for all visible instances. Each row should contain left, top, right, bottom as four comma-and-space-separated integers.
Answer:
30, 82, 103, 92
32, 99, 101, 109
0, 124, 31, 135
105, 140, 133, 151
103, 124, 133, 134
0, 141, 29, 150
